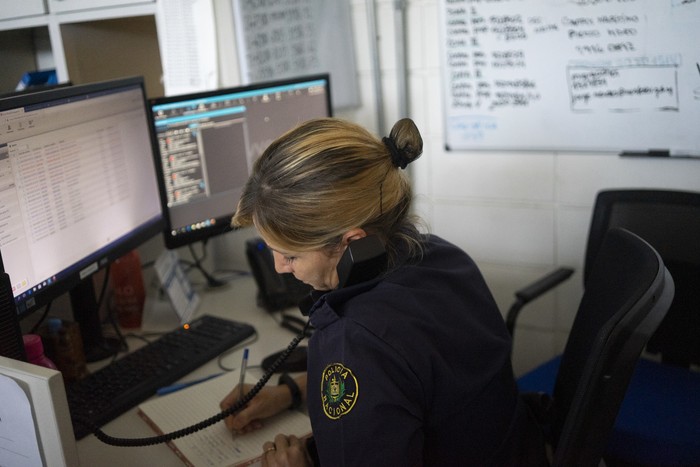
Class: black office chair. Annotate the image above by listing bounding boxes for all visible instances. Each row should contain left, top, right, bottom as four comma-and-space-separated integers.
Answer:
519, 227, 674, 466
515, 189, 700, 465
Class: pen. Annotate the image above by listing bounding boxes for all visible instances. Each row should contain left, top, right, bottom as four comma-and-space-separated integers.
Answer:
156, 372, 223, 396
239, 348, 249, 401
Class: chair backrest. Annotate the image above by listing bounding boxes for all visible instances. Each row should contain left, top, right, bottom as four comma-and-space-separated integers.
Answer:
552, 228, 674, 466
585, 189, 700, 367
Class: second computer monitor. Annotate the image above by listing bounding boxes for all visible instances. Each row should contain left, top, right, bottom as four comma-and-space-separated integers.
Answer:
149, 74, 332, 249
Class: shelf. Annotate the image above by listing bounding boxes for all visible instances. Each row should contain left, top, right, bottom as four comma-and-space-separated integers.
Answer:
0, 3, 162, 97
61, 15, 163, 97
48, 0, 154, 15
0, 0, 47, 22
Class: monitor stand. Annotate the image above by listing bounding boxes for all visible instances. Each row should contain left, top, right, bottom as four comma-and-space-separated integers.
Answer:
70, 278, 121, 363
189, 241, 226, 288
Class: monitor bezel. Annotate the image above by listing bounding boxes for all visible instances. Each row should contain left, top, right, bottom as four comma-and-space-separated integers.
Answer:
0, 81, 73, 100
148, 73, 333, 250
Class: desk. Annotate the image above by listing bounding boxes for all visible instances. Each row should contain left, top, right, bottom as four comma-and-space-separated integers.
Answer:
76, 275, 304, 466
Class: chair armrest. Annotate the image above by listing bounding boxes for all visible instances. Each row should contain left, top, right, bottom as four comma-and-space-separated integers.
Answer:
516, 267, 575, 303
506, 267, 574, 336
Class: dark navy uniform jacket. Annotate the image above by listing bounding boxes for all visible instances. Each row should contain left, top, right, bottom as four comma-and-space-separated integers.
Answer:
305, 235, 526, 466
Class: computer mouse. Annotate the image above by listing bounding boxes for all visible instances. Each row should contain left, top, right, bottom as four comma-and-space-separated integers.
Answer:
261, 345, 308, 373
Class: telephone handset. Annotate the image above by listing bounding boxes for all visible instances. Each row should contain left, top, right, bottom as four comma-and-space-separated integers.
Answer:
297, 234, 387, 315
336, 234, 388, 288
88, 236, 387, 447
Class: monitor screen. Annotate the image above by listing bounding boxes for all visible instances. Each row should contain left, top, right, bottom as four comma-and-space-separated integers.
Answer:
149, 74, 332, 249
0, 77, 164, 361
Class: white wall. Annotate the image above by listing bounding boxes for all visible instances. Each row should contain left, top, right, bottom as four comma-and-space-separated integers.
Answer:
337, 0, 700, 375
212, 0, 700, 376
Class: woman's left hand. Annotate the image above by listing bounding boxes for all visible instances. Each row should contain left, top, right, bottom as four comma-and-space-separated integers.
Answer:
261, 433, 311, 467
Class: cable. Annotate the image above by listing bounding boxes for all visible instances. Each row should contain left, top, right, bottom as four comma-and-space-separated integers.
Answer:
100, 266, 130, 357
187, 242, 226, 288
81, 320, 311, 447
217, 332, 259, 372
28, 301, 52, 334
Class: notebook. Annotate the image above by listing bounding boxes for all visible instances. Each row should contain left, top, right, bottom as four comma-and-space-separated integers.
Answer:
138, 371, 311, 466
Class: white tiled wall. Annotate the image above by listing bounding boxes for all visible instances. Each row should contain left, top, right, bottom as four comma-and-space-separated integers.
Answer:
338, 0, 700, 375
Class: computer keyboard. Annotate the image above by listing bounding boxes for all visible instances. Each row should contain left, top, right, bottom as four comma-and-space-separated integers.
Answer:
66, 314, 255, 439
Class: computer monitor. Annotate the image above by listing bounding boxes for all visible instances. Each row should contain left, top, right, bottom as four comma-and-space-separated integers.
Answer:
149, 74, 332, 250
0, 77, 164, 362
0, 355, 79, 465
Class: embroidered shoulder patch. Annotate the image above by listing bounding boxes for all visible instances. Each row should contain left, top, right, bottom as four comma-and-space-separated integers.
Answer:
321, 363, 358, 420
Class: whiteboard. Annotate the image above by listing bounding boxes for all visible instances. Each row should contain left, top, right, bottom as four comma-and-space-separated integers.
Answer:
232, 0, 360, 109
439, 0, 700, 154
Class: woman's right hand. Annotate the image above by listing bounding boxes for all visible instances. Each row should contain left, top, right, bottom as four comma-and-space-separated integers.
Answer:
220, 383, 294, 433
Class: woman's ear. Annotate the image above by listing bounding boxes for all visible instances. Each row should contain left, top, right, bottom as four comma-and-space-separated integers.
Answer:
341, 228, 368, 247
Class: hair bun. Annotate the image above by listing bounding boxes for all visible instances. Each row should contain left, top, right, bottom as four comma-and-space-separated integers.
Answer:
383, 136, 409, 169
386, 118, 423, 169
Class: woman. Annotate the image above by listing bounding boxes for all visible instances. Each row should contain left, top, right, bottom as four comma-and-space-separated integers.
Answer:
220, 118, 542, 466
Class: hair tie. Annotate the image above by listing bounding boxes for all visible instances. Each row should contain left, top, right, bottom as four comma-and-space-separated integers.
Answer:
383, 136, 410, 169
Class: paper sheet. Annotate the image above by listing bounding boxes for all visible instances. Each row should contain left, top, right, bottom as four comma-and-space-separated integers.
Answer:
155, 249, 200, 324
0, 374, 42, 467
138, 371, 311, 466
155, 0, 219, 96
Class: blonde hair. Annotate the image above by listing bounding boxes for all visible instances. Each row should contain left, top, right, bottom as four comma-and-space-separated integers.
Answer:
232, 117, 424, 266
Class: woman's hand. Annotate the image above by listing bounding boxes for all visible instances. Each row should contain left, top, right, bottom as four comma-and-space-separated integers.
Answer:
220, 383, 293, 433
262, 434, 312, 467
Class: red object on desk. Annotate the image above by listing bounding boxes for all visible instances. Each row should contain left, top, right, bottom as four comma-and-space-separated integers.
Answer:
110, 250, 146, 328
